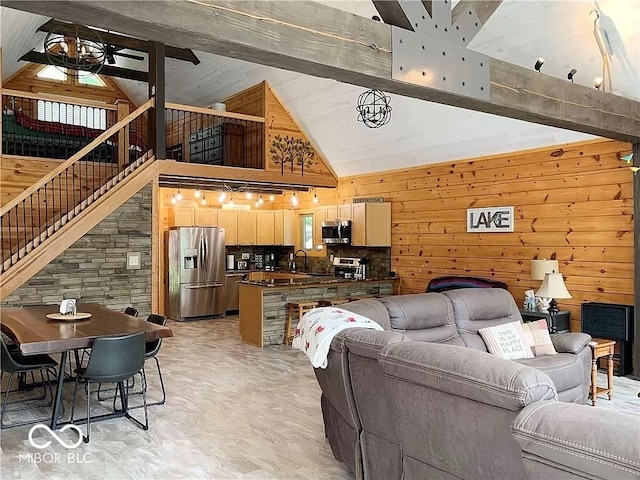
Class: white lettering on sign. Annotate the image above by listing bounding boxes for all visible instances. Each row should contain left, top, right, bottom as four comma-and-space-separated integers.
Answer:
467, 206, 514, 232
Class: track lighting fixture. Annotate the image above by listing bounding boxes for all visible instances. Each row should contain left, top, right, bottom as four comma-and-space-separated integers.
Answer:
269, 193, 275, 202
175, 189, 183, 202
170, 194, 177, 205
567, 69, 577, 82
228, 196, 235, 207
594, 76, 604, 90
245, 192, 253, 200
258, 195, 264, 205
291, 192, 299, 207
217, 192, 226, 203
312, 192, 319, 204
194, 189, 201, 198
534, 57, 545, 72
254, 201, 260, 208
201, 194, 207, 206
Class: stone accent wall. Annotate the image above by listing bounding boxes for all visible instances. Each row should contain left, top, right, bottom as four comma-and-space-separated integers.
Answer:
2, 185, 153, 317
308, 246, 391, 278
262, 280, 394, 346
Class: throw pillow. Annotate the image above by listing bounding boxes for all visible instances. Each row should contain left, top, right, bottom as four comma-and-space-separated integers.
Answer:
478, 322, 534, 360
520, 319, 558, 356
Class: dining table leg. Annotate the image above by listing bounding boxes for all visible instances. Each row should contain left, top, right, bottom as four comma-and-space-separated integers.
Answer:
50, 351, 68, 430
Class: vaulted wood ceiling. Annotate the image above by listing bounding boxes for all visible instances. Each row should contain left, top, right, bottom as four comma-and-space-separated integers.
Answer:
1, 1, 638, 176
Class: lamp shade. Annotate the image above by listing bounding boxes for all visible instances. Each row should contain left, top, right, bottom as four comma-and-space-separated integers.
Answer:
536, 273, 572, 299
531, 259, 559, 281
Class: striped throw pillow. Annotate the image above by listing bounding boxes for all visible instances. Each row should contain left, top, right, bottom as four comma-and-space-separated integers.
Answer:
521, 319, 558, 356
478, 322, 534, 360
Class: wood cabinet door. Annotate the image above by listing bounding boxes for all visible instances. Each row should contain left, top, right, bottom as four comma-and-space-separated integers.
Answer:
237, 211, 257, 245
282, 210, 294, 245
313, 207, 326, 247
325, 205, 338, 222
194, 208, 219, 227
256, 211, 275, 245
218, 210, 238, 245
351, 203, 366, 246
365, 203, 391, 246
338, 204, 352, 221
169, 206, 194, 227
274, 210, 284, 245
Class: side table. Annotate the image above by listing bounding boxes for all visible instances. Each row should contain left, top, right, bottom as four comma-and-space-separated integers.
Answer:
589, 338, 615, 406
519, 309, 570, 333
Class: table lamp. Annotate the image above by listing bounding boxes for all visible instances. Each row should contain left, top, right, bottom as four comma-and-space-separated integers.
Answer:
531, 259, 559, 281
536, 272, 572, 333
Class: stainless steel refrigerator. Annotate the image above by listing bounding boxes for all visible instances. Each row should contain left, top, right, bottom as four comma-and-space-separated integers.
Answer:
167, 227, 226, 321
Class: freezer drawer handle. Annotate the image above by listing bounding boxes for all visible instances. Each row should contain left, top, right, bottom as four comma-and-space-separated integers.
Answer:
184, 283, 224, 289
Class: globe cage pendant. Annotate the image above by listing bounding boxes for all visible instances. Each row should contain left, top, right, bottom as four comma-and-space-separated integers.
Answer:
356, 89, 392, 128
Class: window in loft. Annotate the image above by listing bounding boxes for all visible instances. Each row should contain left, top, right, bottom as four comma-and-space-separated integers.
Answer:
78, 74, 107, 87
37, 100, 107, 130
36, 65, 67, 81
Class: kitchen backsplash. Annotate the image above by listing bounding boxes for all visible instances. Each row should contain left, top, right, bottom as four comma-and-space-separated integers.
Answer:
308, 246, 391, 279
225, 245, 294, 270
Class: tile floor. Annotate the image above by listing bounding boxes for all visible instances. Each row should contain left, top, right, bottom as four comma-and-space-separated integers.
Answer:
0, 316, 638, 479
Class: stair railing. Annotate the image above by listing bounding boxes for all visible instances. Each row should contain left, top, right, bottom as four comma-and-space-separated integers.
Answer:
1, 98, 155, 273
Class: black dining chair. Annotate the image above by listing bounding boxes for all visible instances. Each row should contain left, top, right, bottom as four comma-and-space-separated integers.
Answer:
99, 314, 167, 407
70, 332, 148, 443
142, 314, 167, 407
1, 337, 58, 429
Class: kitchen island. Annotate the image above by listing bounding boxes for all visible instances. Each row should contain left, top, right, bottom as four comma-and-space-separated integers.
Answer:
238, 277, 395, 347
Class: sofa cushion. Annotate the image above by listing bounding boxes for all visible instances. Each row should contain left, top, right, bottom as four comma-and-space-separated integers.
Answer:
342, 299, 391, 330
521, 320, 557, 356
380, 293, 464, 345
479, 322, 534, 360
444, 288, 522, 351
550, 332, 591, 354
516, 353, 585, 393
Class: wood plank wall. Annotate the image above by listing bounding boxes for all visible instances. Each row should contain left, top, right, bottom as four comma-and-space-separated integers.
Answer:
283, 138, 634, 332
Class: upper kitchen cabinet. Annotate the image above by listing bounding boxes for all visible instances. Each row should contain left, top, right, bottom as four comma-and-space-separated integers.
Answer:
237, 211, 257, 245
256, 211, 276, 245
168, 206, 194, 227
218, 210, 238, 245
351, 202, 391, 247
274, 210, 294, 245
313, 206, 326, 247
194, 208, 219, 227
338, 204, 352, 221
325, 205, 338, 222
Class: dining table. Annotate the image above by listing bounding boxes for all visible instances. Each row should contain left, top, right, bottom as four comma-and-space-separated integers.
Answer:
0, 303, 173, 430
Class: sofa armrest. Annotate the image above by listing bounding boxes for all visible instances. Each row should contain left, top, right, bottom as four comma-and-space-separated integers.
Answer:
512, 401, 640, 480
550, 332, 591, 354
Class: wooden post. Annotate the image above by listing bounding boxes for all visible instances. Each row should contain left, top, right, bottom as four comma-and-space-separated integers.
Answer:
633, 141, 639, 377
116, 100, 129, 169
148, 41, 166, 160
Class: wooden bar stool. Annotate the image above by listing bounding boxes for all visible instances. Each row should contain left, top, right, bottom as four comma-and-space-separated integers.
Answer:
284, 301, 319, 345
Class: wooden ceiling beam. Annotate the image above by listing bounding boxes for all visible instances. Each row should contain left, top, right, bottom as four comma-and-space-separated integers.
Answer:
19, 50, 149, 82
4, 0, 639, 142
37, 19, 201, 65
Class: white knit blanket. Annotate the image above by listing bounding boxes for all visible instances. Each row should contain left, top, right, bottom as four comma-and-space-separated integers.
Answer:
292, 307, 384, 368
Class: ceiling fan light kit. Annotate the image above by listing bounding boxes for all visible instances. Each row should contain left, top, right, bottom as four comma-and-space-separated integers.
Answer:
44, 23, 106, 78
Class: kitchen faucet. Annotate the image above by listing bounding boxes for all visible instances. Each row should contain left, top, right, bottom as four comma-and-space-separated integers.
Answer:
294, 249, 308, 272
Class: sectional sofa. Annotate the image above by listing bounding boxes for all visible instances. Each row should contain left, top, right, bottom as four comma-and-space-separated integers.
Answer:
312, 288, 639, 480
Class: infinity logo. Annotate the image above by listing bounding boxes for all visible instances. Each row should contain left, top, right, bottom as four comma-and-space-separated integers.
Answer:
28, 424, 83, 449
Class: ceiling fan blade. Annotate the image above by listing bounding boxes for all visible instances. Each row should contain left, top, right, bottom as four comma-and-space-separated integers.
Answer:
114, 52, 145, 61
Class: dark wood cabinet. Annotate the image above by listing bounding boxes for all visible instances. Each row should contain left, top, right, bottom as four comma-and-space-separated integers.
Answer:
189, 123, 244, 166
519, 309, 570, 333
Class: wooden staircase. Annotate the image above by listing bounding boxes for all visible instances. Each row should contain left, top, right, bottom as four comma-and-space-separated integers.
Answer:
1, 99, 156, 299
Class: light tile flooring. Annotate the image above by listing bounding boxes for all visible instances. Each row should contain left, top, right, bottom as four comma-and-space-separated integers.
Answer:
1, 316, 639, 479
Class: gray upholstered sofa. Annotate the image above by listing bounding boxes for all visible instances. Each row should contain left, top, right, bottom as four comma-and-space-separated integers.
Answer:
312, 288, 632, 480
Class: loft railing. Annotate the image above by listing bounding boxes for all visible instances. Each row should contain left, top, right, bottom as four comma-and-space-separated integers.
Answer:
1, 89, 123, 162
165, 103, 265, 169
0, 98, 155, 273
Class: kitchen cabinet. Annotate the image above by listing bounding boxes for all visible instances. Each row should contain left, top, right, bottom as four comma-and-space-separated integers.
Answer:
351, 202, 391, 246
256, 211, 275, 245
275, 210, 294, 245
218, 210, 238, 245
313, 206, 326, 247
237, 211, 257, 245
194, 208, 218, 227
168, 206, 194, 227
338, 204, 352, 221
325, 205, 338, 222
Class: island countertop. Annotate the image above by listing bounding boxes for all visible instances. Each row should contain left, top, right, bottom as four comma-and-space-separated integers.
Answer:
238, 277, 396, 347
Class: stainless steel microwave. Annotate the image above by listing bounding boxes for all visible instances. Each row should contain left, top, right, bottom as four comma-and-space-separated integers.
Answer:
322, 220, 351, 244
